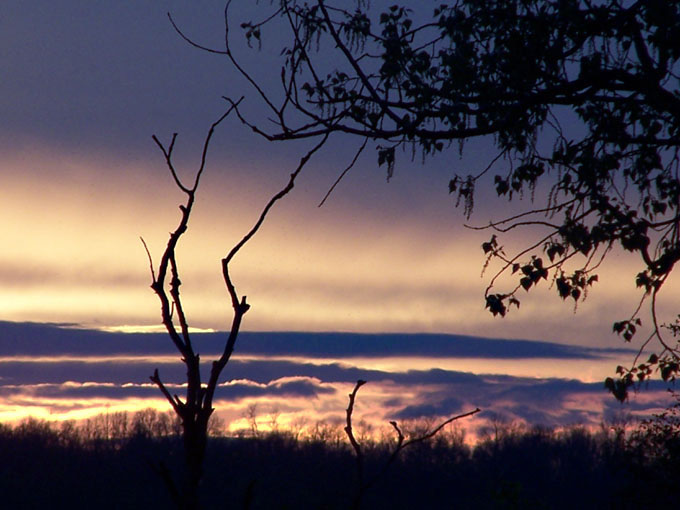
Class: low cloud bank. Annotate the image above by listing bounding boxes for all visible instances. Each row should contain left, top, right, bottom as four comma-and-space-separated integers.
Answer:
0, 321, 633, 358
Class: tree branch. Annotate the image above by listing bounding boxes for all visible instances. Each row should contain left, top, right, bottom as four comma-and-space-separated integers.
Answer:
344, 379, 480, 509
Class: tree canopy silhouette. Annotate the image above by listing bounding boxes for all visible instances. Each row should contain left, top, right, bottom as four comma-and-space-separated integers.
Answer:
182, 0, 680, 400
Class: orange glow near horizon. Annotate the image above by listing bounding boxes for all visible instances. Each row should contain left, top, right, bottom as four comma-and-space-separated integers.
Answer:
0, 395, 171, 424
0, 378, 671, 445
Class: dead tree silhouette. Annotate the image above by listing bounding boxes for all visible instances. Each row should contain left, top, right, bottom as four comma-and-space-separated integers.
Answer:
143, 103, 329, 509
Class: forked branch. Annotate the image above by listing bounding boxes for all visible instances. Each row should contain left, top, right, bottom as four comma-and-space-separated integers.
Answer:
344, 379, 481, 510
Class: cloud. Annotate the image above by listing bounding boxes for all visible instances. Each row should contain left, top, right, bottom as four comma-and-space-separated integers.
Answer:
0, 359, 182, 386
0, 382, 160, 401
0, 376, 335, 406
219, 377, 336, 400
393, 396, 465, 419
0, 322, 634, 359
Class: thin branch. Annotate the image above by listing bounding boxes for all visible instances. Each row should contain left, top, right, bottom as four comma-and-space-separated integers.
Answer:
194, 101, 242, 192
169, 254, 191, 349
204, 133, 330, 412
464, 198, 580, 230
486, 220, 562, 233
152, 133, 189, 193
364, 407, 482, 491
167, 12, 228, 55
401, 408, 482, 447
316, 0, 404, 128
221, 133, 329, 309
471, 148, 508, 182
150, 369, 183, 416
223, 1, 282, 117
345, 379, 367, 460
318, 137, 368, 207
345, 379, 366, 510
140, 236, 156, 283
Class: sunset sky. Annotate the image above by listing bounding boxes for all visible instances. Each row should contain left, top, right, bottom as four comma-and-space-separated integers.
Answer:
1, 1, 677, 434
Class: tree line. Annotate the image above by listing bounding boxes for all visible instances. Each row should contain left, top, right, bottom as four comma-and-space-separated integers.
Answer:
1, 399, 678, 509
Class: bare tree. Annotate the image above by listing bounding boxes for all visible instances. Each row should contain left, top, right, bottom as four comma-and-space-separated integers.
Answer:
143, 103, 328, 509
344, 380, 480, 510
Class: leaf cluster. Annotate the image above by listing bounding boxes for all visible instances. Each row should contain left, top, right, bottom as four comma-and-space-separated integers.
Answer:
226, 1, 680, 398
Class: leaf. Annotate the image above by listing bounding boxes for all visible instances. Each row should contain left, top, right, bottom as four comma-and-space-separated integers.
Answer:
494, 175, 509, 195
604, 377, 629, 402
377, 147, 396, 180
636, 271, 651, 289
661, 364, 674, 381
485, 294, 507, 317
556, 278, 571, 299
520, 277, 532, 291
604, 377, 614, 390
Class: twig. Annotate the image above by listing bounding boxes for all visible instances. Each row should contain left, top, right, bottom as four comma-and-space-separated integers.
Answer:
318, 138, 368, 207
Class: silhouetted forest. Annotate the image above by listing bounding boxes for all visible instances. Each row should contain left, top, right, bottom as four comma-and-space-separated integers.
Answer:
1, 402, 678, 510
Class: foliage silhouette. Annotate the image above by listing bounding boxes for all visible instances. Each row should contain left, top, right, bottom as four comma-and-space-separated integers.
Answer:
626, 390, 680, 500
177, 0, 680, 399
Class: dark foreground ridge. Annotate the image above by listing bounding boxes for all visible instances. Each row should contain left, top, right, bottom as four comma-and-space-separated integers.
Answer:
0, 407, 677, 510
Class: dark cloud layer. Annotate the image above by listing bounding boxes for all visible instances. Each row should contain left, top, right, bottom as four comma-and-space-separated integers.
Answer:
1, 321, 660, 428
0, 321, 633, 359
1, 321, 673, 428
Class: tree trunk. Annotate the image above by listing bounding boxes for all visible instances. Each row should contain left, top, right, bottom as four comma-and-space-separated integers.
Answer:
181, 413, 208, 510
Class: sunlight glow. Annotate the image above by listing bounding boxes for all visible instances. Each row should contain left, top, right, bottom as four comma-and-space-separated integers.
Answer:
7, 147, 677, 347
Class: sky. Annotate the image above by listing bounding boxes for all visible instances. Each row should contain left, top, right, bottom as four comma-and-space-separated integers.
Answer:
1, 1, 678, 435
